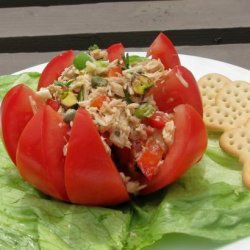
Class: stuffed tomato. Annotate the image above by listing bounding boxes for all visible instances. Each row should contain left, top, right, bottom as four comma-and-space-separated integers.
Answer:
0, 33, 207, 206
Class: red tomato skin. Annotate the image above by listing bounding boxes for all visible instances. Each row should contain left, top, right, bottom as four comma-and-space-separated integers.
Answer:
0, 84, 44, 164
37, 50, 74, 90
149, 65, 203, 116
147, 32, 180, 69
141, 104, 207, 194
106, 43, 125, 62
16, 105, 69, 201
65, 108, 129, 206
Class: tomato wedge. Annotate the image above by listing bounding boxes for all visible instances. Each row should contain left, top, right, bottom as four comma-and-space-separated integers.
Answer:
141, 104, 207, 194
147, 32, 180, 69
106, 43, 125, 62
149, 65, 203, 116
16, 105, 69, 201
0, 84, 44, 164
37, 50, 74, 90
65, 108, 129, 206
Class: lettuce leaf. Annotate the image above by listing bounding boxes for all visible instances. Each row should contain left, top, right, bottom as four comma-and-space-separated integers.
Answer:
0, 73, 250, 250
0, 72, 40, 98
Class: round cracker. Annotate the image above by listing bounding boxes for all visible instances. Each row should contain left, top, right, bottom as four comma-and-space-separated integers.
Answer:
204, 80, 250, 131
220, 120, 250, 188
198, 73, 231, 108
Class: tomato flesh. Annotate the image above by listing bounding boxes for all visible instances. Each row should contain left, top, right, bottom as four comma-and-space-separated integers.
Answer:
149, 65, 203, 116
0, 84, 44, 164
106, 43, 125, 62
108, 66, 123, 77
37, 50, 74, 90
147, 32, 180, 69
141, 104, 207, 194
16, 105, 69, 201
65, 108, 129, 206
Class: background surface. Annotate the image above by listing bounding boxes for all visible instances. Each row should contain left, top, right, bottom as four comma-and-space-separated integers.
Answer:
0, 0, 249, 74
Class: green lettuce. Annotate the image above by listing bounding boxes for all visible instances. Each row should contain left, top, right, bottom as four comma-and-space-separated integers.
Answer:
0, 72, 40, 99
0, 73, 250, 250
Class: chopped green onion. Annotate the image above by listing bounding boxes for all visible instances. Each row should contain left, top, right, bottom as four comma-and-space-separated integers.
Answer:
134, 103, 155, 119
91, 76, 108, 88
122, 53, 129, 69
132, 75, 153, 95
77, 86, 84, 101
54, 80, 74, 87
88, 44, 99, 51
124, 89, 133, 104
73, 52, 92, 70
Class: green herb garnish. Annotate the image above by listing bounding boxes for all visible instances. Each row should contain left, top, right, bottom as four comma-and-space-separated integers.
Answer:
124, 89, 133, 104
122, 53, 130, 69
54, 80, 74, 87
77, 86, 84, 101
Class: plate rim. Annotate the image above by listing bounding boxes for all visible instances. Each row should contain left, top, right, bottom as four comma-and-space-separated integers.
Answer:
14, 53, 250, 77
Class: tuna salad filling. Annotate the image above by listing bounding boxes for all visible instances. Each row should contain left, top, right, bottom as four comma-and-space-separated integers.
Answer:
36, 46, 176, 193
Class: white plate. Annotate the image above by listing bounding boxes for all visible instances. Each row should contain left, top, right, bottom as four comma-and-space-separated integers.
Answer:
15, 54, 250, 250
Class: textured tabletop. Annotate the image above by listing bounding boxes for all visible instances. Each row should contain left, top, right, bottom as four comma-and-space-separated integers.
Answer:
0, 0, 249, 74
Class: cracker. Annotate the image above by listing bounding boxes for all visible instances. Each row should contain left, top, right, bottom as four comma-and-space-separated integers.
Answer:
220, 120, 250, 188
204, 81, 250, 131
198, 73, 231, 108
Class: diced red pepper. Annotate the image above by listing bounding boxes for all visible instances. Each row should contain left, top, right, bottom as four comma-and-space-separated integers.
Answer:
90, 95, 109, 109
108, 66, 123, 77
137, 137, 165, 180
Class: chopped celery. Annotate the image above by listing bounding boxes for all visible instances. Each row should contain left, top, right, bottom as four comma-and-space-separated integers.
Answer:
134, 103, 155, 118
